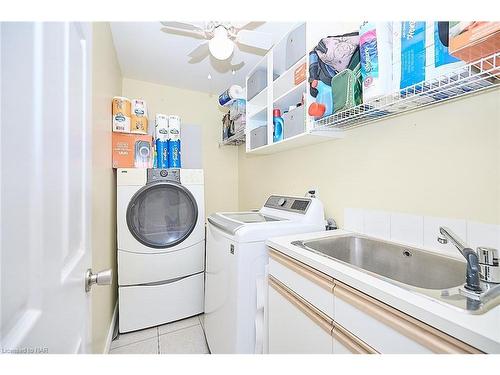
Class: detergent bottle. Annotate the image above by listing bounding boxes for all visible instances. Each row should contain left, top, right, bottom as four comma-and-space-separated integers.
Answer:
308, 80, 333, 119
273, 109, 284, 143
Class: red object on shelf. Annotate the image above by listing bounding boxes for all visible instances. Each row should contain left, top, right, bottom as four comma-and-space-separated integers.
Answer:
308, 102, 326, 117
273, 108, 281, 117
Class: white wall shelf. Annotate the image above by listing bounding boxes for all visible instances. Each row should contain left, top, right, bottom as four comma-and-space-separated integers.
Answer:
247, 130, 343, 155
313, 52, 500, 132
244, 22, 361, 155
220, 126, 246, 146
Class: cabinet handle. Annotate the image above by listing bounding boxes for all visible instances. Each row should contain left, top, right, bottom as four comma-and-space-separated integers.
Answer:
332, 322, 378, 354
334, 281, 483, 354
269, 275, 333, 334
269, 248, 335, 292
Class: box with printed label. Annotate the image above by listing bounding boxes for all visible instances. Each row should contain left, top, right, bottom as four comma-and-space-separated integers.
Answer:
112, 133, 153, 169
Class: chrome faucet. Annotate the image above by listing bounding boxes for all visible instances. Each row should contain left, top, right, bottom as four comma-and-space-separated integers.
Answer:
438, 227, 482, 292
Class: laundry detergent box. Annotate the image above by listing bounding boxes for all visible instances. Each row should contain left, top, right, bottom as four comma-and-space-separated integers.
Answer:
392, 21, 465, 92
112, 133, 153, 169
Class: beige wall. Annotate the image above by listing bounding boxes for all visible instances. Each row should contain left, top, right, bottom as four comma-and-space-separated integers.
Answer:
238, 89, 500, 226
91, 22, 122, 353
122, 78, 239, 216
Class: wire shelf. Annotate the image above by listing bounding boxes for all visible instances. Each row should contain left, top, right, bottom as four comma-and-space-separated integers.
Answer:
313, 52, 500, 132
220, 126, 246, 146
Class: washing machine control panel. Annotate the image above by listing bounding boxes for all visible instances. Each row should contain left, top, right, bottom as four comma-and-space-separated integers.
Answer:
264, 195, 311, 214
147, 168, 180, 183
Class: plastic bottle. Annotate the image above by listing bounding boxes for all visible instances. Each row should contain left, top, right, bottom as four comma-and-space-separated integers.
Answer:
273, 109, 284, 143
307, 80, 333, 118
218, 85, 244, 106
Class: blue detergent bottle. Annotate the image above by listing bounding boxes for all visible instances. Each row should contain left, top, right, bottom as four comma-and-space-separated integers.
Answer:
308, 80, 333, 119
273, 109, 284, 143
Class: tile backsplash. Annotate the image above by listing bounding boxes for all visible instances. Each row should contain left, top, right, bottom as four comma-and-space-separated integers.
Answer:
343, 208, 500, 256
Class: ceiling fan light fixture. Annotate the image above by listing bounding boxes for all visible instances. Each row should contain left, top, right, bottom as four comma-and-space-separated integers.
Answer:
208, 26, 234, 60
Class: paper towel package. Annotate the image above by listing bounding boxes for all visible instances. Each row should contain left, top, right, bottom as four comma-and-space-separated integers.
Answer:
168, 115, 181, 168
392, 21, 465, 92
131, 99, 148, 134
112, 96, 131, 133
155, 113, 169, 169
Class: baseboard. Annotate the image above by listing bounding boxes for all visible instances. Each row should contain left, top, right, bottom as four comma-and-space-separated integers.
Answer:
104, 301, 118, 354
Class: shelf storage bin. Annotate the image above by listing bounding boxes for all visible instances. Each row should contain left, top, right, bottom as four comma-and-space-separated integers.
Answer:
250, 125, 268, 150
283, 106, 306, 139
247, 69, 268, 101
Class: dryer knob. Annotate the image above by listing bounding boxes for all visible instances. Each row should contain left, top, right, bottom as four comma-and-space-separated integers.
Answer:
160, 170, 168, 177
277, 198, 287, 207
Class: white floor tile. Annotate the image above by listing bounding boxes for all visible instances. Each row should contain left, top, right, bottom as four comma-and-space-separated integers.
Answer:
110, 337, 158, 354
159, 325, 209, 354
158, 315, 201, 336
111, 326, 158, 349
198, 314, 205, 330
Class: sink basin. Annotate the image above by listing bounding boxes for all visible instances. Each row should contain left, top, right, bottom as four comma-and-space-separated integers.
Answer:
298, 235, 465, 290
292, 234, 500, 314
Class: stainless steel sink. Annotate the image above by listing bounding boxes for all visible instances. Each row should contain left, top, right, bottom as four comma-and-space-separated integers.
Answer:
292, 234, 500, 314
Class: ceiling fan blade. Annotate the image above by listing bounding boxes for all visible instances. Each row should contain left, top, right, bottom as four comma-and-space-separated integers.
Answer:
160, 27, 207, 40
160, 21, 204, 32
232, 21, 265, 31
230, 60, 245, 71
188, 42, 210, 64
236, 29, 274, 51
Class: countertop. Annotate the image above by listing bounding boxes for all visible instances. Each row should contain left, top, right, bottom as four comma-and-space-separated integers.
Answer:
266, 229, 500, 353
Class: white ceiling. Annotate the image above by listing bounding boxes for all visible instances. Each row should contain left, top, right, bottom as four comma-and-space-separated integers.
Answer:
110, 22, 297, 94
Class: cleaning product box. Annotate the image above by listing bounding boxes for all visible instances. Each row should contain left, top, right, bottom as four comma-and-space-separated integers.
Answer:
112, 133, 153, 169
449, 22, 500, 63
392, 22, 465, 92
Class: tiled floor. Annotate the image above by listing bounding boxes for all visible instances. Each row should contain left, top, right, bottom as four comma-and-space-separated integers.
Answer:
109, 314, 209, 354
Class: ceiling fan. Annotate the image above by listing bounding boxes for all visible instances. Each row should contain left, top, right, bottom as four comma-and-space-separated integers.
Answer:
160, 21, 274, 62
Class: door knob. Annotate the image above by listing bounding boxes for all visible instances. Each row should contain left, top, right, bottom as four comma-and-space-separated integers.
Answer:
85, 268, 112, 292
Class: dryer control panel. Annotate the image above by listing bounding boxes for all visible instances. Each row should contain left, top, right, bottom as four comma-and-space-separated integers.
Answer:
264, 195, 311, 214
147, 168, 180, 183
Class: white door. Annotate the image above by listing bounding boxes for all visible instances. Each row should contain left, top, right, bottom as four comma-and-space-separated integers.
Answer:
0, 22, 93, 354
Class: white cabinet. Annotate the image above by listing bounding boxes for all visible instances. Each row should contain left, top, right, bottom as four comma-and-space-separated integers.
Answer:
268, 277, 333, 354
267, 247, 482, 354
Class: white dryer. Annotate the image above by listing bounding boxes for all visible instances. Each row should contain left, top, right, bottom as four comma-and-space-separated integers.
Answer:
204, 195, 325, 353
117, 168, 205, 333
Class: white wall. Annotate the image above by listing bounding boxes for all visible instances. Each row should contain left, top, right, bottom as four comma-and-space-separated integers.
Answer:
91, 22, 122, 353
239, 89, 500, 226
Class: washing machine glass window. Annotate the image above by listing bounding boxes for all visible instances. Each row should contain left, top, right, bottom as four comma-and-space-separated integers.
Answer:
126, 181, 198, 249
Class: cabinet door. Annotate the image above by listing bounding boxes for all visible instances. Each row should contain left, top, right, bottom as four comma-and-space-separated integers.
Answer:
268, 277, 333, 354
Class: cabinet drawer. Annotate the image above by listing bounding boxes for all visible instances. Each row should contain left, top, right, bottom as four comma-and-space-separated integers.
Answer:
334, 281, 482, 354
268, 247, 334, 318
268, 276, 333, 354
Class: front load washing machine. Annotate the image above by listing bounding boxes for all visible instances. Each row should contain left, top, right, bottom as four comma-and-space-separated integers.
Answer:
117, 168, 205, 333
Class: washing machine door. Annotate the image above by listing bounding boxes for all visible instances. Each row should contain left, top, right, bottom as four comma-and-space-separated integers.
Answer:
126, 181, 198, 249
